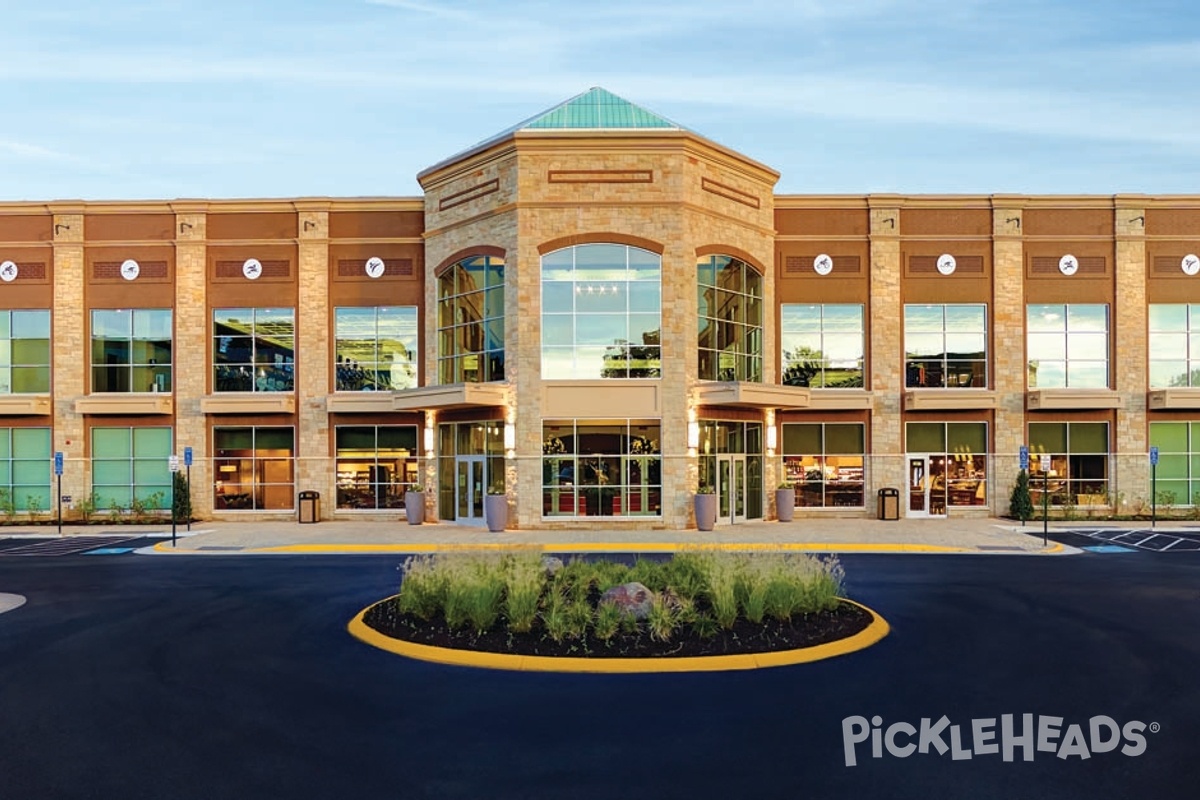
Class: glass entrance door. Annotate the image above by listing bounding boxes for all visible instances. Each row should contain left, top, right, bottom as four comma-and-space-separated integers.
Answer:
456, 456, 485, 523
717, 454, 747, 524
907, 455, 947, 518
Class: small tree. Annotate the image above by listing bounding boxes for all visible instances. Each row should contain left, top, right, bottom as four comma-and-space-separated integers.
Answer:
172, 472, 192, 523
1009, 470, 1035, 523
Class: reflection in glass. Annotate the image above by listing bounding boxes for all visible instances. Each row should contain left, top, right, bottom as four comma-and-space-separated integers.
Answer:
214, 308, 295, 392
781, 305, 865, 387
438, 256, 505, 384
92, 309, 173, 393
903, 304, 987, 388
1027, 304, 1108, 389
697, 256, 763, 382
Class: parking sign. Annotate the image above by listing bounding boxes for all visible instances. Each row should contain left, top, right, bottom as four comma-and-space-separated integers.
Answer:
1040, 454, 1052, 471
1019, 445, 1029, 470
53, 451, 63, 476
184, 446, 193, 467
169, 455, 181, 473
1150, 446, 1159, 466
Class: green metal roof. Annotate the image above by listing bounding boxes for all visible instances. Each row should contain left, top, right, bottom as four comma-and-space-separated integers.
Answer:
419, 88, 688, 179
520, 87, 684, 131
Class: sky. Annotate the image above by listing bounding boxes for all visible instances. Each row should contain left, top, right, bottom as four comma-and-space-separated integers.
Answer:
2, 0, 1200, 200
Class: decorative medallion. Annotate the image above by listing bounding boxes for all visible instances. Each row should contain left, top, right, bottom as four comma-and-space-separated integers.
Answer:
936, 254, 957, 276
1058, 254, 1079, 276
365, 256, 386, 279
242, 258, 262, 280
813, 254, 833, 276
0, 261, 16, 282
1183, 254, 1200, 277
120, 259, 140, 281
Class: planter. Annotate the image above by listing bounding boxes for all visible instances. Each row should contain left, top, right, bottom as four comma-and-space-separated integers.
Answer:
404, 492, 426, 525
694, 493, 717, 531
775, 488, 796, 522
485, 494, 508, 532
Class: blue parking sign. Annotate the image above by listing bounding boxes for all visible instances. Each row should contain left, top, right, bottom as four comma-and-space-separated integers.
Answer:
1019, 445, 1029, 470
1150, 446, 1159, 466
184, 446, 193, 467
53, 451, 64, 476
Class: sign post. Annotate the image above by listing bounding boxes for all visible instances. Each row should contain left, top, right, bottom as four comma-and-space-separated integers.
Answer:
1018, 446, 1030, 526
183, 446, 193, 532
1150, 446, 1159, 529
53, 451, 64, 537
1039, 453, 1052, 546
168, 455, 181, 546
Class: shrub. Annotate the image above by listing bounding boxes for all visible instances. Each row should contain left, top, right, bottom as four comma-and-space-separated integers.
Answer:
645, 594, 677, 642
397, 555, 445, 621
735, 556, 770, 624
77, 492, 99, 524
1009, 470, 1034, 522
438, 553, 504, 633
129, 495, 147, 523
172, 473, 192, 523
659, 552, 708, 602
107, 500, 125, 524
25, 494, 43, 522
691, 611, 720, 640
593, 601, 622, 641
541, 590, 571, 643
0, 489, 14, 523
501, 550, 542, 633
706, 554, 739, 630
627, 557, 665, 591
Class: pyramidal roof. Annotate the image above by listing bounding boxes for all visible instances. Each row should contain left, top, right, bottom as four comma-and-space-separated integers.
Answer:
420, 88, 690, 179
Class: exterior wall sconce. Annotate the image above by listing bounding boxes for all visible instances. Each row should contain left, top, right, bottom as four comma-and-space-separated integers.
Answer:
687, 421, 700, 450
766, 424, 778, 453
503, 422, 515, 455
423, 426, 434, 458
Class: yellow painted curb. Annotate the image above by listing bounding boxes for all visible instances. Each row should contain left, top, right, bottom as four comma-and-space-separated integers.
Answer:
347, 598, 889, 673
242, 542, 970, 555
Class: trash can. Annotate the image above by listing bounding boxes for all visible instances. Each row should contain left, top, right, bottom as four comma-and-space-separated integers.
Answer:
877, 487, 900, 521
298, 490, 320, 524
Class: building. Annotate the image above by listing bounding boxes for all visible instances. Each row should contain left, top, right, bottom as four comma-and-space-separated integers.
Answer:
1, 87, 1198, 529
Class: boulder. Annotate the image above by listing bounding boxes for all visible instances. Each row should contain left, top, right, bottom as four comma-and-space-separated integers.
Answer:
541, 556, 564, 576
599, 582, 654, 620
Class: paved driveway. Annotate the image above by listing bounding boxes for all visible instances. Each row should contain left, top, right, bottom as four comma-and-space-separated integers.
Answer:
0, 552, 1196, 799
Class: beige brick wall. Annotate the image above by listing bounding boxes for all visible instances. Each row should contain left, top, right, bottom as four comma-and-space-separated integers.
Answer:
868, 201, 903, 508
1115, 204, 1148, 509
297, 209, 331, 515
992, 206, 1026, 513
173, 210, 210, 517
51, 212, 86, 505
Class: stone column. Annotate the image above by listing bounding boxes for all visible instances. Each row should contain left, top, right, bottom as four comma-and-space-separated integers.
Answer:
1114, 199, 1148, 510
992, 203, 1026, 514
173, 207, 210, 517
296, 207, 331, 516
868, 197, 903, 511
50, 207, 87, 507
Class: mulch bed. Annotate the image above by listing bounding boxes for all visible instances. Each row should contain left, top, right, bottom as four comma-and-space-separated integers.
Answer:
362, 598, 873, 659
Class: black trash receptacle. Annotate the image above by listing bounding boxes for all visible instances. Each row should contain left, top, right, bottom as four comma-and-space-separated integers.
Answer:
877, 487, 900, 521
298, 490, 320, 524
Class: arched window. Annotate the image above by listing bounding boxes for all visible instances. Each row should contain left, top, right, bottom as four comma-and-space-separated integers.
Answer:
541, 244, 661, 379
697, 255, 762, 382
437, 255, 504, 383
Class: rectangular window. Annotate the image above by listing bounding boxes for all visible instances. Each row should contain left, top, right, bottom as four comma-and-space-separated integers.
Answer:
334, 307, 418, 391
1149, 304, 1200, 388
782, 423, 865, 508
213, 308, 295, 392
780, 304, 864, 388
542, 420, 662, 517
91, 309, 172, 393
1027, 304, 1109, 389
335, 426, 419, 509
213, 427, 294, 510
0, 427, 51, 512
438, 257, 505, 384
904, 304, 987, 388
1028, 422, 1109, 505
0, 310, 51, 394
1149, 422, 1200, 506
91, 426, 172, 511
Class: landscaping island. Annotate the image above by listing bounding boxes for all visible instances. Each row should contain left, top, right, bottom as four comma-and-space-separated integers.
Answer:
351, 550, 888, 672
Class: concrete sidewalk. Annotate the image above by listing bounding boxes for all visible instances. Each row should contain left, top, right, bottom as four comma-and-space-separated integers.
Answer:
0, 514, 1097, 555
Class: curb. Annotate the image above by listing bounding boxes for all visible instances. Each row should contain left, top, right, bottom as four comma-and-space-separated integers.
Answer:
347, 598, 890, 673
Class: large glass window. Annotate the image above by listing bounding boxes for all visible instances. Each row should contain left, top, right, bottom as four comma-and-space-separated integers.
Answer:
697, 255, 762, 382
1148, 422, 1200, 506
0, 427, 51, 512
438, 256, 504, 383
334, 307, 418, 391
1027, 304, 1108, 389
335, 426, 419, 510
1028, 422, 1109, 505
905, 304, 986, 388
436, 421, 506, 521
0, 310, 50, 393
782, 423, 865, 508
1149, 304, 1200, 388
780, 304, 865, 388
542, 420, 661, 517
91, 427, 172, 511
213, 308, 295, 392
213, 427, 294, 510
906, 422, 989, 507
91, 309, 172, 393
696, 420, 764, 520
541, 244, 661, 379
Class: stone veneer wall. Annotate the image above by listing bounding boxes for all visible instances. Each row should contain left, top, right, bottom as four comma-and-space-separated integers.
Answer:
868, 200, 904, 511
297, 208, 331, 510
51, 209, 87, 505
992, 205, 1026, 514
1114, 202, 1148, 509
173, 209, 210, 517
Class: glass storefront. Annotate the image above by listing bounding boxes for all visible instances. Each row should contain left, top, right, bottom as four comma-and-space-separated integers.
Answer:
437, 421, 505, 522
905, 422, 988, 515
1028, 422, 1109, 506
542, 420, 661, 517
213, 427, 295, 510
334, 425, 419, 509
781, 423, 865, 508
697, 420, 763, 523
91, 426, 172, 510
0, 427, 51, 512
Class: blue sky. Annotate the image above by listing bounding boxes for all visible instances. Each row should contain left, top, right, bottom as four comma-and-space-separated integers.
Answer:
2, 0, 1199, 200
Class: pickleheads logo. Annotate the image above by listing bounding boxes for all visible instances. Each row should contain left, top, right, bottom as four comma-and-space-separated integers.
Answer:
842, 714, 1158, 767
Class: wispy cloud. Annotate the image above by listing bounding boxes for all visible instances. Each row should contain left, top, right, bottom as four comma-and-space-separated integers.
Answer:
365, 0, 478, 20
0, 140, 76, 162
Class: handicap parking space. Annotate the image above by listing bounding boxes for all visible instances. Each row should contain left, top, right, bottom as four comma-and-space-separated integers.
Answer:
0, 536, 163, 557
1048, 527, 1200, 554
